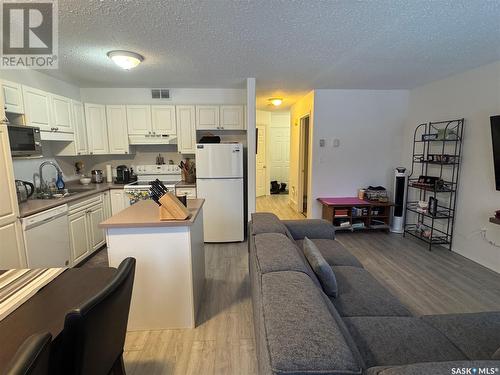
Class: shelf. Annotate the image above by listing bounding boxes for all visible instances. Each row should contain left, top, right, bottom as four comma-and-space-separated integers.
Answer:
414, 161, 459, 166
406, 202, 454, 219
415, 138, 461, 143
408, 184, 455, 193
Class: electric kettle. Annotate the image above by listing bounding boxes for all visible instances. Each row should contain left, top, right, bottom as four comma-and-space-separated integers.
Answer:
15, 180, 35, 203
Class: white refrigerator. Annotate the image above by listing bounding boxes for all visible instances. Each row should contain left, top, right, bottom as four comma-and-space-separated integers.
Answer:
196, 143, 244, 242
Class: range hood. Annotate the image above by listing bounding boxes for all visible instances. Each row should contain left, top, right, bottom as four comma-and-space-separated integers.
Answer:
128, 134, 177, 145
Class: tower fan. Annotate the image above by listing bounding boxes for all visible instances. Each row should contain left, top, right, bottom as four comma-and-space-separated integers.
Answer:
390, 167, 407, 233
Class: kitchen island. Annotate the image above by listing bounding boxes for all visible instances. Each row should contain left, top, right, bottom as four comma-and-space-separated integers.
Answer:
100, 199, 205, 330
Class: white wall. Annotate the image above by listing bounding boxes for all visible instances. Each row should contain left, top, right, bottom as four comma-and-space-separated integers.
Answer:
403, 61, 500, 273
246, 78, 256, 220
311, 90, 409, 218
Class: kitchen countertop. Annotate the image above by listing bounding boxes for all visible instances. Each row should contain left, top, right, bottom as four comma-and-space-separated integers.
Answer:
175, 181, 196, 188
99, 199, 204, 228
18, 182, 126, 218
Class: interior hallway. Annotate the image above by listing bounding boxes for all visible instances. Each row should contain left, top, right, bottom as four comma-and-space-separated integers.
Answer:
256, 194, 305, 220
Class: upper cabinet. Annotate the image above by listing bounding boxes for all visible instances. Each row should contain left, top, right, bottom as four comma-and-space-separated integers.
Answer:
50, 94, 73, 133
220, 105, 245, 130
195, 105, 219, 130
106, 105, 130, 154
85, 103, 109, 155
22, 85, 52, 131
72, 101, 88, 155
176, 105, 197, 154
127, 105, 152, 135
1, 80, 24, 114
152, 105, 176, 135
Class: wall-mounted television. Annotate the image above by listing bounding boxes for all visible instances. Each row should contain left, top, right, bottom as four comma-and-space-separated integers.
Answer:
490, 115, 500, 190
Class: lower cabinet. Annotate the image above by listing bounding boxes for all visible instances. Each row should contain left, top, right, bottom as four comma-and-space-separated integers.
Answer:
68, 194, 106, 266
102, 190, 112, 220
0, 221, 26, 268
175, 187, 196, 198
110, 189, 130, 215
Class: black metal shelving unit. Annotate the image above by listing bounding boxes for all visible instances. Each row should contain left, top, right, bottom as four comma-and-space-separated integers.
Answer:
403, 119, 464, 251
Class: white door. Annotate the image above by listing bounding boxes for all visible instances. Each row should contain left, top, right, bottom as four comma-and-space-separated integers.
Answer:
68, 209, 91, 265
176, 105, 196, 154
102, 191, 112, 220
51, 94, 73, 133
127, 105, 152, 135
106, 105, 129, 154
88, 204, 105, 252
195, 105, 219, 130
197, 178, 244, 242
0, 222, 26, 268
256, 124, 266, 196
85, 103, 109, 154
110, 190, 127, 215
72, 101, 88, 155
22, 85, 52, 131
220, 105, 244, 130
1, 80, 24, 114
196, 143, 243, 178
269, 127, 290, 184
152, 105, 176, 135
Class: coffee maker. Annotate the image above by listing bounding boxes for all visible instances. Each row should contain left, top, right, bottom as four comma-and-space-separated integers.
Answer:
115, 165, 130, 184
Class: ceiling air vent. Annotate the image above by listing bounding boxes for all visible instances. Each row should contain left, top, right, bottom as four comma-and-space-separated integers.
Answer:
151, 89, 170, 99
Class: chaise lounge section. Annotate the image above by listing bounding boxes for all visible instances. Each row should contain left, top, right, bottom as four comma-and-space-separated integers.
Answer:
249, 212, 500, 375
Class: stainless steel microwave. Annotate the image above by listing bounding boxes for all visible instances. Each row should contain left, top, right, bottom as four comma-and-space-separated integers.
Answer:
7, 124, 43, 157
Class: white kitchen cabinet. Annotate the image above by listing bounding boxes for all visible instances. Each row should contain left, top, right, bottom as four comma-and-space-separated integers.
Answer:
102, 191, 112, 220
68, 209, 91, 265
1, 80, 24, 114
0, 124, 26, 268
50, 94, 73, 133
175, 187, 197, 198
127, 105, 152, 135
220, 105, 244, 130
106, 105, 130, 154
195, 105, 219, 130
88, 204, 105, 251
22, 85, 52, 131
152, 105, 176, 135
85, 103, 109, 154
110, 189, 130, 215
72, 101, 88, 154
176, 105, 197, 154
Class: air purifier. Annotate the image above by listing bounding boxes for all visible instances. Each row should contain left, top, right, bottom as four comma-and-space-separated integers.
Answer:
391, 167, 407, 233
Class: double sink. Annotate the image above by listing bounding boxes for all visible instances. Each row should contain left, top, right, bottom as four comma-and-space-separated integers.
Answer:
35, 187, 100, 200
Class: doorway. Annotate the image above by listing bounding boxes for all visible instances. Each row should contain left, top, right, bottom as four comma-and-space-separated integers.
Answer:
298, 115, 310, 216
256, 124, 267, 197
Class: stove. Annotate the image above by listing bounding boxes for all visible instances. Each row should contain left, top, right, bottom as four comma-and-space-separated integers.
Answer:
124, 164, 181, 204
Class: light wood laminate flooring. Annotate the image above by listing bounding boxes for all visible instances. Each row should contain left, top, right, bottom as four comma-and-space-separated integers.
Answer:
256, 194, 304, 219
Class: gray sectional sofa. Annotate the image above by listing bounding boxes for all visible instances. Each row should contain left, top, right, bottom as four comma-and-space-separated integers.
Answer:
249, 213, 500, 375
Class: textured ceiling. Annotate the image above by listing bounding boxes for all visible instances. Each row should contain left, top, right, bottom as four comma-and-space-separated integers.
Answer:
45, 0, 500, 107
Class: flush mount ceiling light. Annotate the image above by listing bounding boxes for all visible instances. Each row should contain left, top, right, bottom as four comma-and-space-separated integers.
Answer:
268, 98, 283, 106
107, 50, 144, 70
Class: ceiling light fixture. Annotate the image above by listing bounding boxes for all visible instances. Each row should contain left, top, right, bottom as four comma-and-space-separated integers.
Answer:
268, 98, 283, 106
107, 50, 144, 70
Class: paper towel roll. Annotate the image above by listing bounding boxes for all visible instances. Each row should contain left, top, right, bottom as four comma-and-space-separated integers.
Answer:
106, 164, 112, 183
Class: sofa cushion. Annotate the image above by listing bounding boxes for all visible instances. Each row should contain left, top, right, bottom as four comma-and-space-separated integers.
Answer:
302, 237, 338, 297
296, 238, 363, 268
251, 212, 293, 238
493, 348, 500, 360
282, 219, 335, 240
421, 312, 500, 360
366, 361, 500, 375
344, 317, 467, 368
261, 271, 363, 374
331, 266, 412, 317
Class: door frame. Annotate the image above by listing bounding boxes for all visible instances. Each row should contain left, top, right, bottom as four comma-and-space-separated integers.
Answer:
297, 113, 310, 217
256, 123, 267, 197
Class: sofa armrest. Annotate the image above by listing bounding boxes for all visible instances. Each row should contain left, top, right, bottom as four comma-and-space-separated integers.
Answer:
282, 219, 335, 240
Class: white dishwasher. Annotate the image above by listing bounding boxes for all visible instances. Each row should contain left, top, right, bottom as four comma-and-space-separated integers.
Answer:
22, 204, 71, 268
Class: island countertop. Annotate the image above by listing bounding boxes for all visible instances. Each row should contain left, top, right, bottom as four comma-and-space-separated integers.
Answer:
100, 199, 205, 228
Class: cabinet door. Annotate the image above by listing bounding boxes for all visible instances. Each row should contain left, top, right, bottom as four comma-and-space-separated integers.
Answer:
85, 103, 109, 154
72, 101, 88, 155
51, 94, 73, 133
68, 210, 90, 265
88, 204, 105, 252
152, 105, 176, 135
1, 80, 24, 114
110, 190, 126, 215
176, 105, 197, 154
0, 125, 19, 227
220, 105, 244, 130
22, 85, 52, 130
126, 105, 152, 135
106, 105, 130, 154
195, 105, 219, 130
102, 191, 112, 220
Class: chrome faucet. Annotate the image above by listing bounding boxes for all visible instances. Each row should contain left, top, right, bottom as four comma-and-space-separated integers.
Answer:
39, 161, 63, 191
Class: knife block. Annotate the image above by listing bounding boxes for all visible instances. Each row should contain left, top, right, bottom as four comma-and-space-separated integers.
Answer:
158, 192, 191, 220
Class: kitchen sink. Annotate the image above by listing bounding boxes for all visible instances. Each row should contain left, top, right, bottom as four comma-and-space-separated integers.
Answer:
34, 187, 95, 199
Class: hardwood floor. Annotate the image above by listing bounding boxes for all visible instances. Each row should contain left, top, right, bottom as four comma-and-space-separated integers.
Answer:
84, 230, 500, 374
256, 194, 304, 219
